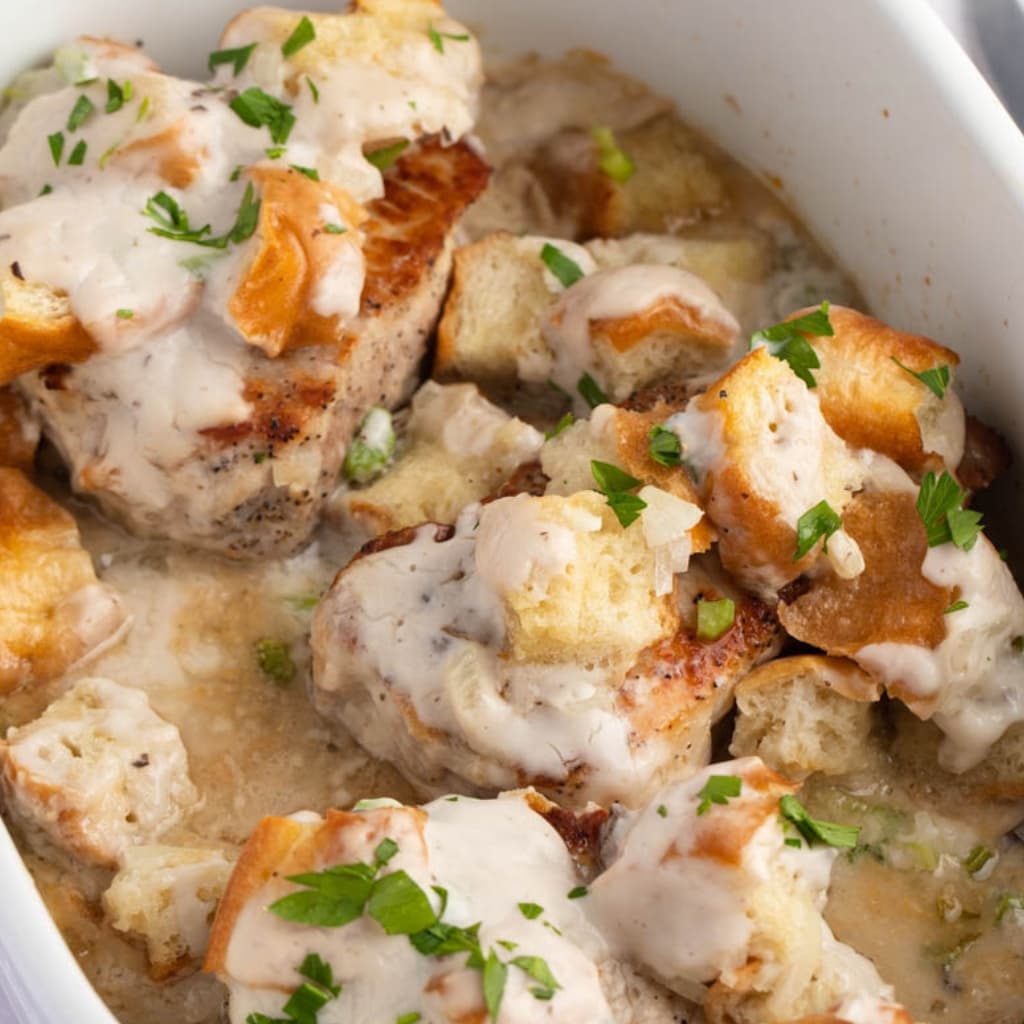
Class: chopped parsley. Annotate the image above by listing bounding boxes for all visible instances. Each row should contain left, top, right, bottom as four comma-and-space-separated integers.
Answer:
67, 139, 87, 166
143, 182, 260, 249
367, 870, 438, 934
916, 471, 983, 551
115, 308, 134, 319
779, 794, 860, 848
66, 93, 95, 132
365, 139, 409, 170
657, 804, 668, 818
105, 78, 130, 113
539, 242, 584, 288
255, 639, 295, 685
944, 600, 969, 614
343, 407, 396, 484
282, 15, 317, 58
518, 902, 543, 920
577, 372, 608, 409
696, 774, 742, 815
47, 131, 64, 166
750, 300, 833, 388
291, 164, 319, 180
208, 42, 257, 76
245, 952, 340, 1024
483, 950, 507, 1021
396, 1015, 422, 1024
511, 955, 560, 1001
265, 146, 286, 159
695, 597, 735, 642
544, 412, 574, 440
136, 95, 151, 123
591, 125, 634, 183
322, 223, 347, 234
591, 460, 647, 528
230, 87, 296, 145
794, 499, 843, 560
648, 424, 682, 467
306, 76, 320, 103
427, 23, 471, 53
567, 886, 588, 900
891, 357, 951, 400
39, 183, 53, 196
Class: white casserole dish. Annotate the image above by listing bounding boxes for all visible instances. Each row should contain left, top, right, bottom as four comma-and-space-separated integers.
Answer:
1, 1, 1023, 1020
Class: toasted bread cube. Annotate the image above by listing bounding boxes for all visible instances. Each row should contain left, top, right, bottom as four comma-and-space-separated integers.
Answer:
436, 231, 740, 406
0, 387, 39, 470
0, 467, 127, 692
0, 677, 198, 867
535, 112, 727, 238
103, 844, 234, 981
337, 381, 543, 536
476, 490, 679, 663
730, 656, 881, 780
672, 348, 867, 595
589, 758, 892, 1023
807, 306, 965, 476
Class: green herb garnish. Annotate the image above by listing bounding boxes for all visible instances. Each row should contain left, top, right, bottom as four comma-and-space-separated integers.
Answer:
591, 460, 647, 528
648, 424, 682, 467
540, 242, 584, 288
916, 471, 983, 551
577, 372, 608, 409
891, 357, 951, 400
794, 499, 843, 560
230, 87, 296, 145
47, 132, 64, 166
750, 300, 833, 388
483, 950, 507, 1022
343, 407, 396, 484
365, 139, 409, 170
696, 774, 742, 815
282, 15, 316, 58
322, 223, 346, 234
518, 902, 543, 920
208, 43, 257, 76
66, 94, 95, 132
779, 794, 859, 848
67, 139, 87, 166
306, 76, 320, 103
115, 308, 134, 319
944, 600, 969, 614
291, 164, 319, 180
427, 23, 471, 53
255, 638, 295, 685
567, 886, 588, 900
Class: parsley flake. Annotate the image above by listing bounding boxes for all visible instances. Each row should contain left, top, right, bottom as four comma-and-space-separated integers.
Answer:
39, 183, 53, 196
567, 886, 588, 900
246, 952, 340, 1024
696, 775, 742, 815
306, 76, 320, 103
511, 955, 560, 1001
779, 794, 860, 848
374, 837, 399, 867
750, 301, 833, 387
591, 460, 647, 528
591, 125, 634, 183
891, 357, 951, 399
396, 1015, 422, 1024
577, 372, 608, 409
143, 182, 260, 249
47, 131, 64, 166
794, 499, 843, 560
291, 164, 319, 180
696, 597, 735, 641
657, 804, 668, 818
483, 950, 507, 1022
230, 87, 296, 145
105, 79, 128, 114
428, 23, 471, 53
648, 424, 682, 467
265, 146, 286, 159
944, 600, 969, 614
282, 15, 316, 57
343, 407, 395, 484
67, 139, 87, 166
115, 308, 134, 319
322, 223, 346, 234
540, 242, 584, 288
255, 638, 295, 685
916, 471, 983, 550
544, 412, 574, 440
365, 139, 409, 170
518, 902, 543, 920
67, 94, 95, 132
367, 870, 437, 935
208, 42, 257, 76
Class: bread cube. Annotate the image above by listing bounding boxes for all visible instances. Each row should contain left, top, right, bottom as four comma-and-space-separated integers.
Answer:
103, 844, 234, 980
730, 656, 881, 780
0, 677, 198, 866
0, 467, 127, 692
